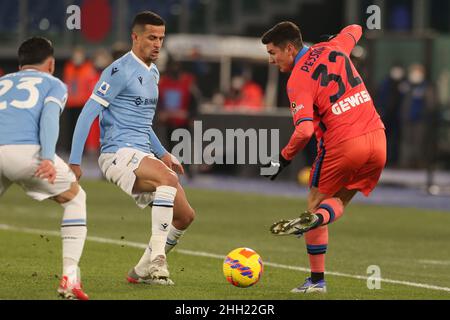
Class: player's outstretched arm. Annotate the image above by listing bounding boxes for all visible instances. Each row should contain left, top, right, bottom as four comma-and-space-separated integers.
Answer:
329, 24, 363, 56
35, 102, 61, 184
69, 99, 103, 179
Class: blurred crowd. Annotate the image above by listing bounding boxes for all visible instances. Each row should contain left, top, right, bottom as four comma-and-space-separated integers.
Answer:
41, 43, 449, 172
214, 73, 265, 113
376, 63, 447, 169
55, 44, 264, 149
57, 42, 129, 155
55, 43, 204, 176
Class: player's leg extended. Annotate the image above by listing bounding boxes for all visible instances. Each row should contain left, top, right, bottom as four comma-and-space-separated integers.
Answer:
308, 187, 356, 227
129, 181, 194, 283
291, 187, 357, 293
2, 147, 88, 299
303, 130, 384, 229
129, 156, 178, 284
292, 225, 329, 293
52, 182, 88, 300
291, 187, 351, 293
273, 187, 355, 235
291, 188, 330, 293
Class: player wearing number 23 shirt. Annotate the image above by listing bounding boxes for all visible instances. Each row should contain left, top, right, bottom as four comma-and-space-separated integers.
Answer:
0, 37, 89, 300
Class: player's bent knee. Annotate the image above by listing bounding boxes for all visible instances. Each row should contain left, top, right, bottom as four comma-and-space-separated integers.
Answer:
159, 170, 179, 188
61, 187, 86, 209
334, 189, 357, 207
307, 196, 325, 212
53, 182, 81, 204
307, 188, 332, 211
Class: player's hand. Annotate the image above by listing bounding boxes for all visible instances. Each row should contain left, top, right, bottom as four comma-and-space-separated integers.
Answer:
69, 164, 83, 181
161, 153, 185, 175
260, 154, 291, 181
35, 159, 57, 184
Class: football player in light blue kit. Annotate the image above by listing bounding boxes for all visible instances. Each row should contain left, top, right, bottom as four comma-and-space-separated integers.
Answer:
0, 37, 89, 300
69, 11, 195, 285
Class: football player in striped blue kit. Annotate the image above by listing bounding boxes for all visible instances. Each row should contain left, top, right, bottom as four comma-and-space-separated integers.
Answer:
0, 37, 88, 300
69, 11, 195, 285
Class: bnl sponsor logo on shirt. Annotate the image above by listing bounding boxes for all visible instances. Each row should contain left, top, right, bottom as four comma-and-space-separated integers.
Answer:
95, 81, 158, 106
135, 97, 158, 106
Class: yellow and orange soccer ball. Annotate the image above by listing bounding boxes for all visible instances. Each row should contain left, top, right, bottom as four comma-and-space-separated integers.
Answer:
223, 247, 263, 288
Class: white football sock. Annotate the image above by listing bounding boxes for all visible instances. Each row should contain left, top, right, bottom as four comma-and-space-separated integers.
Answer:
134, 246, 152, 277
150, 186, 177, 260
135, 224, 187, 276
135, 186, 176, 275
61, 188, 87, 278
165, 225, 186, 254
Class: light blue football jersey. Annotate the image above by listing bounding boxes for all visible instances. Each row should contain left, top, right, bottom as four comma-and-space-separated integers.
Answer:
0, 69, 67, 145
89, 51, 161, 154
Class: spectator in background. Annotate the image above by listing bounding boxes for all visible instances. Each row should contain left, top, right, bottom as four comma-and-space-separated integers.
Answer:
60, 47, 97, 153
436, 69, 450, 111
224, 74, 264, 112
157, 58, 200, 177
112, 41, 130, 60
427, 69, 449, 171
377, 64, 406, 167
93, 48, 113, 74
189, 45, 215, 100
0, 67, 4, 76
400, 64, 435, 168
389, 4, 411, 31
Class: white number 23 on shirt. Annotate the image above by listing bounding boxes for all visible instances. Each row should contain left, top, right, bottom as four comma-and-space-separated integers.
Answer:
0, 77, 43, 110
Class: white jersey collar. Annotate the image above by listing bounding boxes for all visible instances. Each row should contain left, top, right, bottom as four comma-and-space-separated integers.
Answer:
21, 68, 41, 72
130, 50, 153, 71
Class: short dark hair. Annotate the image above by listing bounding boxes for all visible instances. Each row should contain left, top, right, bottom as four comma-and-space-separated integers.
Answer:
18, 37, 54, 67
261, 21, 303, 49
132, 11, 165, 31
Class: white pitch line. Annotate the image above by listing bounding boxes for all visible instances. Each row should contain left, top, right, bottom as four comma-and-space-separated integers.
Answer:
1, 223, 450, 293
419, 260, 450, 266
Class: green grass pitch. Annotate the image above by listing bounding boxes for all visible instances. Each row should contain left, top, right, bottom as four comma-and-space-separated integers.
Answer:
1, 180, 449, 300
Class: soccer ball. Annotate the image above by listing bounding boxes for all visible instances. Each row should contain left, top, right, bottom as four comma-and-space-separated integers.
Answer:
223, 247, 263, 288
297, 166, 311, 185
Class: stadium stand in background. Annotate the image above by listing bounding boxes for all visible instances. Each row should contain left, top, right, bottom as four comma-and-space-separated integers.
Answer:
1, 0, 449, 195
